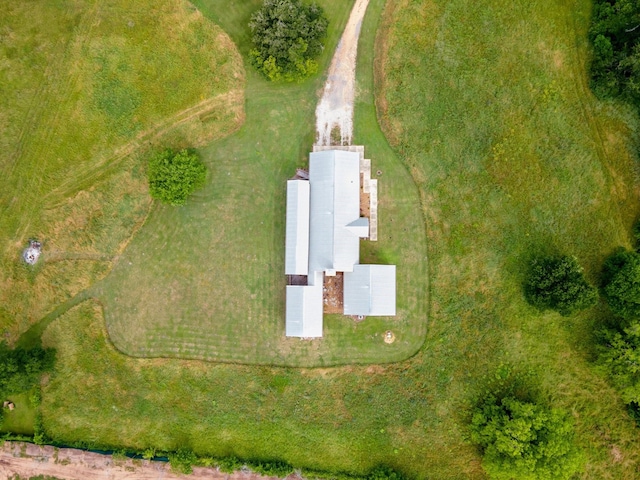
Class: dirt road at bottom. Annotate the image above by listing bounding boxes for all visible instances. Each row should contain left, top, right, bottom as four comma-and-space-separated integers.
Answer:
0, 441, 283, 480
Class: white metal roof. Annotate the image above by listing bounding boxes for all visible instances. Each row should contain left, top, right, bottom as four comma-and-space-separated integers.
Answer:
346, 217, 370, 238
285, 180, 310, 275
343, 264, 396, 316
308, 150, 365, 274
285, 271, 323, 337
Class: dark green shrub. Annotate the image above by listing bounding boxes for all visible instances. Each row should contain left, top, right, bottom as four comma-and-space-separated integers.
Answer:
524, 255, 597, 316
367, 466, 407, 480
0, 343, 55, 397
602, 250, 640, 319
627, 401, 640, 426
470, 395, 583, 480
598, 319, 640, 404
147, 149, 206, 206
33, 413, 47, 445
217, 456, 243, 473
632, 219, 640, 250
169, 448, 198, 474
249, 0, 328, 82
249, 459, 294, 477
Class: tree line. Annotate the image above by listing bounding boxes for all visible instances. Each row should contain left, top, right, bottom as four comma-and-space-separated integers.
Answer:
590, 0, 640, 109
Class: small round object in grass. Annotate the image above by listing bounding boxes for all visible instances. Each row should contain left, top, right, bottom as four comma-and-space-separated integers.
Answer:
384, 330, 395, 344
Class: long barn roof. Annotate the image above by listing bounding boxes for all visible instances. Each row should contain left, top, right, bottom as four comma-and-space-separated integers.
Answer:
285, 180, 310, 275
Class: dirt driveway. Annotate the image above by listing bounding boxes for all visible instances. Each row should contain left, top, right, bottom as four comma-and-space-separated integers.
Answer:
315, 0, 370, 146
0, 442, 284, 480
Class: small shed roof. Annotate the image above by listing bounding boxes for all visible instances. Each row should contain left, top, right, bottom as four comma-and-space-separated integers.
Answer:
344, 264, 396, 316
286, 272, 323, 337
285, 180, 310, 275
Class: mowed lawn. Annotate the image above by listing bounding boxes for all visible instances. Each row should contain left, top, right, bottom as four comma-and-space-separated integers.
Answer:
100, 0, 429, 366
0, 0, 244, 339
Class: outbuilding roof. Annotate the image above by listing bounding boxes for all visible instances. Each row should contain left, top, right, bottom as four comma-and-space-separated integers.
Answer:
285, 148, 396, 338
344, 264, 397, 316
285, 271, 323, 337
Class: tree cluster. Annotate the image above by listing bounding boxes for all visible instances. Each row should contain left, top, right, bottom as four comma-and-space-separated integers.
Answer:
470, 395, 583, 480
249, 0, 328, 82
0, 343, 55, 397
147, 149, 207, 206
598, 249, 640, 417
599, 321, 640, 405
524, 255, 597, 316
589, 0, 640, 107
601, 250, 640, 319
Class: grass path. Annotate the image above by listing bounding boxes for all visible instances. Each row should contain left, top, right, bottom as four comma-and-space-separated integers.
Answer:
43, 88, 244, 209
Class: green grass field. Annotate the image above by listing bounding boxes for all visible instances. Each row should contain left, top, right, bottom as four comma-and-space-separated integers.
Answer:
0, 0, 244, 339
0, 392, 36, 436
8, 0, 640, 478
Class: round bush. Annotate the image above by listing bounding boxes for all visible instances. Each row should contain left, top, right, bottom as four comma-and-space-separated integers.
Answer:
249, 0, 328, 82
147, 148, 206, 206
524, 255, 597, 316
471, 396, 583, 480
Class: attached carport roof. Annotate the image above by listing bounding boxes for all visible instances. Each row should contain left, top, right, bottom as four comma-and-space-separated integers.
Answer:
285, 272, 323, 337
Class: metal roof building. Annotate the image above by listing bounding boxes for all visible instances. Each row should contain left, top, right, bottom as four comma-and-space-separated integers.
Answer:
344, 265, 397, 316
284, 148, 396, 338
308, 150, 367, 275
285, 271, 323, 337
285, 180, 310, 275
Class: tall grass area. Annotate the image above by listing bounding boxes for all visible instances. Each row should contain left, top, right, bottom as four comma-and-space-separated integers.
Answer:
378, 0, 640, 478
0, 0, 244, 339
100, 0, 428, 366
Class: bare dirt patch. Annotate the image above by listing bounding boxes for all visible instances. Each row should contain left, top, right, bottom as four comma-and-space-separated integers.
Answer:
323, 273, 344, 313
0, 441, 285, 480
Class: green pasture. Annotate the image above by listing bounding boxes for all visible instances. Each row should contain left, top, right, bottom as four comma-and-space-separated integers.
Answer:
0, 0, 243, 339
100, 0, 428, 366
379, 0, 640, 477
9, 0, 640, 478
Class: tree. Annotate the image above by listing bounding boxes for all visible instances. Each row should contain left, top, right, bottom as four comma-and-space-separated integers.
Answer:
589, 0, 640, 105
470, 396, 583, 480
249, 0, 328, 82
599, 319, 640, 404
147, 149, 206, 206
524, 255, 597, 316
0, 343, 55, 397
602, 250, 640, 319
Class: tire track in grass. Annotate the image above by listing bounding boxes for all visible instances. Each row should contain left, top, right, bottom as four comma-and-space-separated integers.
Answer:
3, 2, 102, 246
566, 12, 632, 236
43, 89, 244, 209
